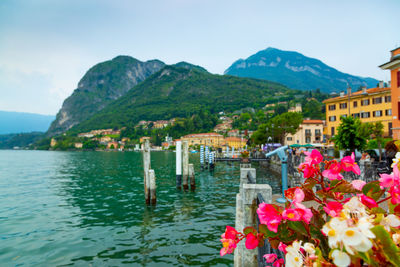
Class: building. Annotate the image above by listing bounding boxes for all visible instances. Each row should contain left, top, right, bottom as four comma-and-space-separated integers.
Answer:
289, 103, 302, 113
181, 133, 224, 148
285, 120, 325, 145
107, 141, 119, 149
228, 129, 239, 137
380, 47, 400, 139
224, 137, 247, 150
139, 136, 151, 144
74, 142, 83, 149
153, 120, 169, 129
213, 123, 232, 132
323, 86, 392, 138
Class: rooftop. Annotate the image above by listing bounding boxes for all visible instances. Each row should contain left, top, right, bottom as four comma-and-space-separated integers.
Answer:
303, 120, 323, 124
182, 133, 223, 138
323, 87, 390, 103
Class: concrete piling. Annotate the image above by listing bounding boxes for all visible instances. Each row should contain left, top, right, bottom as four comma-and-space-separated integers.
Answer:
149, 169, 156, 205
143, 139, 151, 204
176, 141, 182, 188
189, 163, 195, 191
182, 141, 189, 190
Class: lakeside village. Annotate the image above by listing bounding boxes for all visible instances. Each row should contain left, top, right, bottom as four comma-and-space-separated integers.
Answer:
49, 47, 400, 158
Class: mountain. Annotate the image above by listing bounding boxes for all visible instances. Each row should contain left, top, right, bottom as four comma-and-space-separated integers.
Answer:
0, 111, 55, 134
224, 47, 379, 93
46, 56, 165, 136
70, 65, 293, 133
0, 132, 44, 149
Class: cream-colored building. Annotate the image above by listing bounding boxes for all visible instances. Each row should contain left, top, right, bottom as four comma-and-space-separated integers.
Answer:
224, 137, 247, 150
285, 120, 324, 145
181, 133, 225, 148
289, 103, 302, 113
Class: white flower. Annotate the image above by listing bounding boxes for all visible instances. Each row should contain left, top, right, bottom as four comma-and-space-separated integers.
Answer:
342, 227, 363, 246
393, 233, 400, 244
352, 238, 372, 253
381, 214, 400, 231
303, 242, 315, 255
322, 217, 347, 248
357, 216, 375, 239
392, 152, 400, 168
342, 197, 368, 218
332, 250, 351, 267
285, 241, 303, 267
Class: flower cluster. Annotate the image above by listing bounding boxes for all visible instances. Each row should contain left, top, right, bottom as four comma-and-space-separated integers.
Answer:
220, 149, 400, 266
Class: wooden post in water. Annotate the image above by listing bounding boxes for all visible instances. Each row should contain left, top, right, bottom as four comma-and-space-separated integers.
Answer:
176, 141, 182, 189
182, 141, 189, 190
149, 169, 156, 205
189, 163, 195, 191
143, 139, 151, 204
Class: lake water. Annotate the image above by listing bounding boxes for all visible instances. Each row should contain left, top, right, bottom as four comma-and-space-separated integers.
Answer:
0, 150, 280, 266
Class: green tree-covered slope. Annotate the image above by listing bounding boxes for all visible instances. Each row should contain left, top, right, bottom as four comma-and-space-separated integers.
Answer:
71, 65, 295, 133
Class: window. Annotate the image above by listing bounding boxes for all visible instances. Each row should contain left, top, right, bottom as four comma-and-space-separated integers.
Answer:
389, 122, 393, 137
305, 129, 311, 135
341, 114, 347, 118
287, 137, 292, 141
306, 137, 311, 143
373, 97, 382, 104
331, 127, 335, 136
361, 112, 370, 118
373, 110, 382, 117
385, 95, 392, 103
352, 113, 360, 118
315, 129, 321, 135
398, 71, 400, 88
361, 99, 370, 106
353, 101, 358, 107
328, 104, 336, 111
339, 103, 347, 109
386, 109, 392, 116
329, 116, 336, 122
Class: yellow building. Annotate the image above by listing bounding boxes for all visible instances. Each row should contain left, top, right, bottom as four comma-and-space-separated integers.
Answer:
224, 137, 248, 149
323, 86, 392, 138
285, 120, 324, 145
181, 133, 225, 148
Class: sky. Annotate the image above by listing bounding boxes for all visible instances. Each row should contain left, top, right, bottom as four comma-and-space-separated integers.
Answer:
0, 0, 399, 115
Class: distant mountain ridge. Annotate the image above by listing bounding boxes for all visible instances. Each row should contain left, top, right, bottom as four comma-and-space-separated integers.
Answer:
46, 56, 166, 136
0, 111, 54, 134
225, 47, 379, 93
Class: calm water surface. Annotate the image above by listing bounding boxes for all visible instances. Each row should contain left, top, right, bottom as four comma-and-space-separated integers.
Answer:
0, 150, 280, 266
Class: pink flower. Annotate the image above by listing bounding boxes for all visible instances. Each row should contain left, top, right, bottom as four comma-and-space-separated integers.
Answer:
257, 203, 282, 233
293, 188, 305, 203
273, 258, 285, 267
360, 195, 378, 208
304, 149, 323, 165
323, 201, 343, 217
264, 253, 277, 263
282, 208, 302, 221
379, 165, 400, 188
341, 152, 361, 175
245, 232, 259, 249
322, 161, 343, 180
220, 226, 239, 256
299, 162, 317, 178
351, 180, 366, 191
294, 203, 313, 224
390, 186, 400, 205
278, 242, 287, 253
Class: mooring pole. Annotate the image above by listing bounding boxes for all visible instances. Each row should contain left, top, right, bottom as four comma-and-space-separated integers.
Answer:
182, 141, 189, 190
205, 146, 209, 169
200, 145, 204, 170
149, 169, 156, 205
176, 141, 182, 189
189, 163, 195, 191
143, 139, 151, 204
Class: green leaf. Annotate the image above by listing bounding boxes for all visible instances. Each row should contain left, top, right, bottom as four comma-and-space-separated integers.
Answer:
371, 207, 387, 214
371, 225, 400, 266
287, 220, 309, 236
362, 181, 385, 201
258, 224, 278, 238
243, 226, 257, 236
330, 180, 359, 193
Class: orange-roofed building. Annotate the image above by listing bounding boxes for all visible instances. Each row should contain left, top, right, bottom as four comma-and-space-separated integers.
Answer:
224, 137, 247, 150
380, 47, 400, 139
285, 119, 325, 146
181, 133, 224, 148
323, 85, 392, 138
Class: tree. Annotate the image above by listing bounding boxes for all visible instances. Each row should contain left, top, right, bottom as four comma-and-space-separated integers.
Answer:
252, 112, 302, 145
371, 122, 384, 160
334, 116, 367, 152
